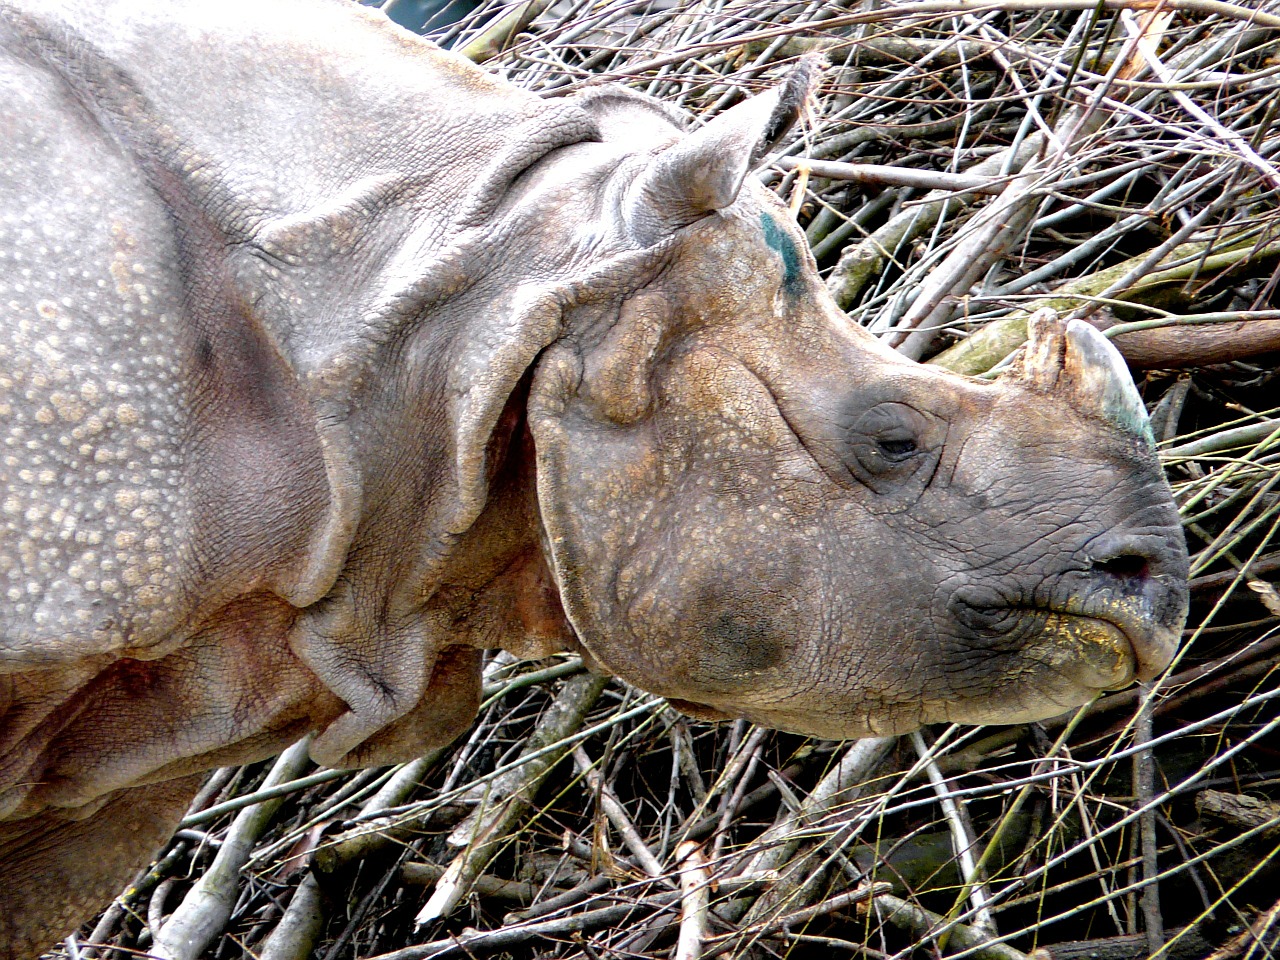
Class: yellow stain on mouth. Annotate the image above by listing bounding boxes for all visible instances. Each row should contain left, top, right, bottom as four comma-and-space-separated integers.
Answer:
1037, 609, 1133, 688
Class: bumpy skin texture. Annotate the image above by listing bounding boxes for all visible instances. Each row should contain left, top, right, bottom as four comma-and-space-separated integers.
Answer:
0, 0, 1187, 952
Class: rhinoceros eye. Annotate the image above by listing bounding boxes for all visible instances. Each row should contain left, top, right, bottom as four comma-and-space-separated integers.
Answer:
876, 434, 918, 462
846, 403, 930, 485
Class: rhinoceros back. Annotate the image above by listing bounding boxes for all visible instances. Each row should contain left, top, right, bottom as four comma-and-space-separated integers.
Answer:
0, 0, 617, 949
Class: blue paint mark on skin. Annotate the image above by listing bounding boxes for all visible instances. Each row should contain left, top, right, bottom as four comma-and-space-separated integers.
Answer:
760, 211, 801, 292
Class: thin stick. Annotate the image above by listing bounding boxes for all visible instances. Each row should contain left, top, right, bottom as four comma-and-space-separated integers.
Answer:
778, 157, 1008, 194
868, 892, 1032, 960
153, 739, 314, 960
1134, 683, 1165, 952
573, 745, 666, 878
414, 672, 610, 925
913, 731, 997, 937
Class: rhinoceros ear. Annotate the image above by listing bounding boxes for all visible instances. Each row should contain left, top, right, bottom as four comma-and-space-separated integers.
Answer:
623, 58, 818, 245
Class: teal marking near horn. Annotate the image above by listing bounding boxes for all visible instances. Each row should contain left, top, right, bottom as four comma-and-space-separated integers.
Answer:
760, 211, 801, 292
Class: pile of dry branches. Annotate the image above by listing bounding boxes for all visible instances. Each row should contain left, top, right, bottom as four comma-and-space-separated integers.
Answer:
58, 0, 1280, 957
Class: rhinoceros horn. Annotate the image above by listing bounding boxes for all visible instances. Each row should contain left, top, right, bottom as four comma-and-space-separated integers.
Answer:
623, 57, 818, 244
1011, 309, 1154, 444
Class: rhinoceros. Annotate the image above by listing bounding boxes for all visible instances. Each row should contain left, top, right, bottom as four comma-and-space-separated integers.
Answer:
0, 0, 1188, 951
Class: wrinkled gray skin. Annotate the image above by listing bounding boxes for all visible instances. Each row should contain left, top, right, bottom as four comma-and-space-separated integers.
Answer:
0, 0, 1188, 952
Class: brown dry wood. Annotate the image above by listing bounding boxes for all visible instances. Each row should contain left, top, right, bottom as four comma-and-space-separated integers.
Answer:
889, 95, 1103, 361
710, 725, 768, 861
930, 237, 1280, 376
1165, 420, 1280, 460
256, 752, 454, 960
152, 740, 314, 960
367, 894, 683, 960
78, 841, 192, 960
1206, 897, 1280, 960
558, 1, 1280, 90
400, 862, 546, 904
1197, 790, 1280, 833
850, 811, 1034, 894
308, 801, 473, 874
729, 736, 895, 927
915, 731, 997, 935
826, 132, 1050, 311
1190, 553, 1280, 592
1153, 656, 1280, 721
673, 841, 710, 960
1104, 317, 1280, 369
415, 671, 611, 923
1134, 684, 1165, 953
457, 0, 559, 62
368, 874, 782, 960
680, 755, 815, 842
256, 877, 325, 960
502, 873, 614, 923
735, 34, 1123, 70
776, 156, 1007, 195
1027, 925, 1213, 960
573, 745, 666, 878
699, 882, 890, 960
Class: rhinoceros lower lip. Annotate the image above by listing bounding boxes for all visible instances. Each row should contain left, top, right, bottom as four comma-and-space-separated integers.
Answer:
1011, 607, 1142, 691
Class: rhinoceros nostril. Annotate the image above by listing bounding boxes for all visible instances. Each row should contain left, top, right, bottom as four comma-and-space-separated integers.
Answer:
1092, 553, 1151, 582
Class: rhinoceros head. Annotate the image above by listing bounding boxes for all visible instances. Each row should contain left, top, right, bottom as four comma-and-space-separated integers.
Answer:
520, 68, 1188, 737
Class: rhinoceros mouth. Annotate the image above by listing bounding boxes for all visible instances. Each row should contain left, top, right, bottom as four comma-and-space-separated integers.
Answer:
1026, 609, 1138, 690
951, 571, 1178, 682
981, 599, 1181, 694
662, 608, 1143, 736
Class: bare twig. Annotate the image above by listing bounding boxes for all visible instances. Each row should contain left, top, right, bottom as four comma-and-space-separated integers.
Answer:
573, 745, 666, 878
776, 156, 1008, 194
1134, 683, 1166, 953
414, 672, 610, 925
153, 739, 314, 960
673, 841, 710, 960
913, 731, 997, 937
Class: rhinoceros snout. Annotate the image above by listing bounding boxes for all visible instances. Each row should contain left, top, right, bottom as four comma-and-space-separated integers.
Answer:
1082, 533, 1189, 681
942, 513, 1187, 706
